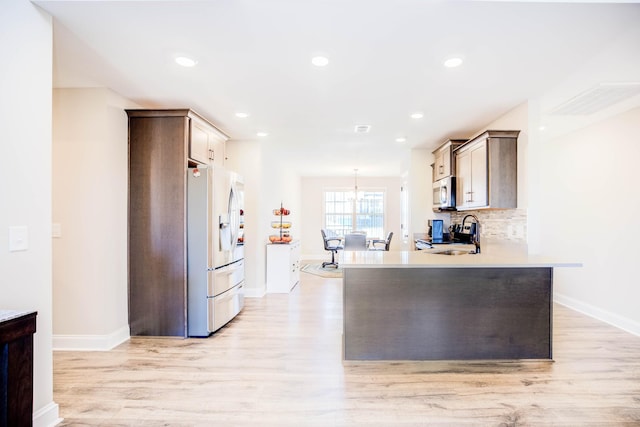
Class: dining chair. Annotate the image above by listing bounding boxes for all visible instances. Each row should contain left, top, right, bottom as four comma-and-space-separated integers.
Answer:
321, 229, 343, 268
344, 233, 368, 251
370, 231, 393, 251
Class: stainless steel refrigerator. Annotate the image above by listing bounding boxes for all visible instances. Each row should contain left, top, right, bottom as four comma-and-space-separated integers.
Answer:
187, 165, 245, 337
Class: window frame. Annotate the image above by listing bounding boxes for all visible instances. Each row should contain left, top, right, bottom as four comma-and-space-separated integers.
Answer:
322, 186, 387, 239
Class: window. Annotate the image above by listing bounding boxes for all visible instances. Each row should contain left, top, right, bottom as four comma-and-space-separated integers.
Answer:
324, 189, 385, 238
401, 183, 409, 240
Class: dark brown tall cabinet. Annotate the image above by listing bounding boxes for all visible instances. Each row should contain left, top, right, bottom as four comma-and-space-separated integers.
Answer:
127, 109, 228, 337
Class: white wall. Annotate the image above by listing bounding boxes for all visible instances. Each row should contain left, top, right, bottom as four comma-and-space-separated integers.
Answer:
539, 107, 640, 333
226, 139, 301, 295
408, 148, 434, 237
225, 140, 265, 296
474, 102, 529, 210
261, 142, 301, 275
300, 176, 402, 258
0, 1, 59, 425
52, 88, 135, 349
528, 23, 640, 334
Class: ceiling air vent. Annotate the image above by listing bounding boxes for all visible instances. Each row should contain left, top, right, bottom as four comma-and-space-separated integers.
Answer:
354, 124, 371, 133
549, 82, 640, 116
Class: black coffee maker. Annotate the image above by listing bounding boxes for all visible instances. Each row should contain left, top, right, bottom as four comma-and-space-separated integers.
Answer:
450, 222, 476, 243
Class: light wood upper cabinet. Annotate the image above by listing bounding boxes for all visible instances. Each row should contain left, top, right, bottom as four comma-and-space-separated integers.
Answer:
209, 132, 227, 167
456, 139, 487, 209
189, 114, 228, 167
189, 117, 210, 164
454, 130, 519, 211
432, 139, 466, 181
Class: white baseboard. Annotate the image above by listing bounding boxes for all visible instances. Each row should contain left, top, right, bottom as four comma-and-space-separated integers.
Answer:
33, 401, 62, 427
554, 292, 640, 337
53, 325, 130, 351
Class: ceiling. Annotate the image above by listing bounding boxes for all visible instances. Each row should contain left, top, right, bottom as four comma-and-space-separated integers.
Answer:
36, 0, 640, 176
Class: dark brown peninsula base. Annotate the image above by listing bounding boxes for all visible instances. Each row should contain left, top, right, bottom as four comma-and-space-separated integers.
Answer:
0, 310, 37, 427
343, 267, 552, 361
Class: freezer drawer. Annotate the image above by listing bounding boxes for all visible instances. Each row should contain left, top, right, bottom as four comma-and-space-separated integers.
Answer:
210, 259, 244, 297
210, 282, 244, 332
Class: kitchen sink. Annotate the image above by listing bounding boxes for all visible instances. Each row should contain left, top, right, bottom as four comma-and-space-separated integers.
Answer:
422, 243, 477, 256
431, 249, 475, 256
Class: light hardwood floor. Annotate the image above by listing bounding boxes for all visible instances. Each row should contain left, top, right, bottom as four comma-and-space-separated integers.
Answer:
54, 269, 640, 426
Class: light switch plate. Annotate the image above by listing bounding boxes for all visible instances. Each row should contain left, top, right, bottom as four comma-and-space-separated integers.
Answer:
9, 226, 29, 252
52, 223, 62, 238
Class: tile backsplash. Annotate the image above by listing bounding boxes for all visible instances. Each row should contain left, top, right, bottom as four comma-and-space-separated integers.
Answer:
449, 209, 527, 243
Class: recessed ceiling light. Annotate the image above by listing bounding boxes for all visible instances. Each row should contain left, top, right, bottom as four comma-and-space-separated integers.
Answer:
354, 124, 371, 133
444, 57, 463, 68
235, 112, 249, 118
539, 125, 546, 131
311, 56, 329, 67
175, 56, 198, 67
395, 137, 407, 143
410, 112, 424, 119
256, 132, 268, 137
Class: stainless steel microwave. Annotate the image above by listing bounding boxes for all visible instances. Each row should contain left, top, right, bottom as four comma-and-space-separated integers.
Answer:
432, 176, 456, 211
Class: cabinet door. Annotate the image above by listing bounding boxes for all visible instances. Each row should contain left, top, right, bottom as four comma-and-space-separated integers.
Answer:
456, 140, 487, 209
128, 114, 189, 336
290, 242, 300, 286
209, 131, 226, 167
441, 150, 451, 178
433, 148, 450, 180
434, 151, 444, 180
469, 141, 488, 208
189, 117, 211, 164
190, 116, 227, 166
456, 150, 472, 209
266, 242, 300, 293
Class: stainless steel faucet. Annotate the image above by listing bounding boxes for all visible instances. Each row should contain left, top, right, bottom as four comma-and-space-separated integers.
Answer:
462, 214, 481, 254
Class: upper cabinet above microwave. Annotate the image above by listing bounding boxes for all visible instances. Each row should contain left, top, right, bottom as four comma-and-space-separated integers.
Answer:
454, 130, 519, 211
432, 139, 467, 182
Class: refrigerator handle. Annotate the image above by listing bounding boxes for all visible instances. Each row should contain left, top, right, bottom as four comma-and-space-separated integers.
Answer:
215, 259, 244, 275
229, 184, 240, 253
219, 213, 232, 251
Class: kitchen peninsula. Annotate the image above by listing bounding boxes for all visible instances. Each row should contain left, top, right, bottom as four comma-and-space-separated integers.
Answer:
341, 243, 580, 361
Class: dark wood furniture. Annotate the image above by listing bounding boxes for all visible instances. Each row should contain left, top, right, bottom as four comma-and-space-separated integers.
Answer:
0, 310, 37, 427
343, 267, 552, 360
127, 109, 227, 337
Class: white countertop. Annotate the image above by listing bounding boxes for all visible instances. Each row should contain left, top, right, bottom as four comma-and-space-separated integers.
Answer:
0, 310, 37, 323
340, 241, 582, 269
